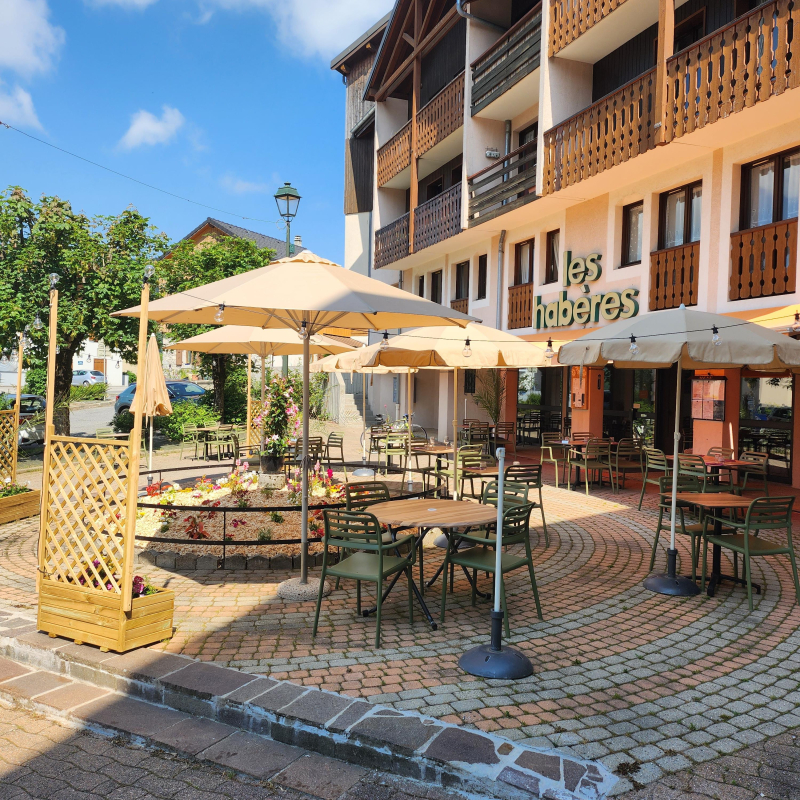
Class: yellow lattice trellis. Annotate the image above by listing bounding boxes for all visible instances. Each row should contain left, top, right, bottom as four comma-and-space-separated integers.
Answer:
249, 399, 265, 448
0, 410, 18, 485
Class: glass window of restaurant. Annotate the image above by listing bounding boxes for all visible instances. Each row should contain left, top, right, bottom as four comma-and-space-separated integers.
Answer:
517, 367, 563, 438
740, 374, 793, 481
602, 366, 656, 444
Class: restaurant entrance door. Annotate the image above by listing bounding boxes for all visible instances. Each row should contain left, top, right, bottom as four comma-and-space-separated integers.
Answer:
602, 367, 657, 445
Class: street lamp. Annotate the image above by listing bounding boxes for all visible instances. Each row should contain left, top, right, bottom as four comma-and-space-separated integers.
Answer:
274, 182, 301, 376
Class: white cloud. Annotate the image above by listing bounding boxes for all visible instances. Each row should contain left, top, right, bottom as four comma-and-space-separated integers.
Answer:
220, 173, 269, 194
118, 105, 185, 150
198, 0, 393, 60
0, 0, 65, 77
0, 81, 42, 129
86, 0, 160, 8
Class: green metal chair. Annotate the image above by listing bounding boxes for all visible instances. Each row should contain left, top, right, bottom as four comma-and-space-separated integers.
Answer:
439, 502, 543, 636
701, 496, 800, 611
435, 444, 483, 497
568, 438, 613, 495
325, 432, 347, 480
313, 509, 416, 647
678, 453, 734, 493
504, 464, 549, 547
737, 451, 769, 495
650, 475, 704, 581
540, 432, 569, 488
286, 436, 325, 475
639, 447, 671, 510
608, 438, 643, 493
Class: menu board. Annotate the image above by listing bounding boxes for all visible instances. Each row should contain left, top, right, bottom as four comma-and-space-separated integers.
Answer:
571, 366, 586, 409
691, 377, 726, 421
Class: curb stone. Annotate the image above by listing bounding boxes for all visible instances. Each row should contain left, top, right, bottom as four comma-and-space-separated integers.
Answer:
134, 549, 329, 571
0, 615, 617, 799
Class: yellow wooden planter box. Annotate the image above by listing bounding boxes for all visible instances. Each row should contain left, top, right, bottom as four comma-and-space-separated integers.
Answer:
38, 580, 174, 653
0, 489, 41, 525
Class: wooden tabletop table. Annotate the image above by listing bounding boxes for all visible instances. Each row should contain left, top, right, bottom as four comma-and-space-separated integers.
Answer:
668, 455, 751, 468
675, 492, 757, 597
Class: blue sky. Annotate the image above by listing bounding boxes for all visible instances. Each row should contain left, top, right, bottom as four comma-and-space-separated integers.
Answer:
0, 0, 393, 262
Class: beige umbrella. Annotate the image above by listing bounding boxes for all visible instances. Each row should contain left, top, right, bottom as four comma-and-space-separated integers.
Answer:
133, 334, 173, 472
115, 250, 476, 590
330, 323, 549, 500
558, 304, 800, 597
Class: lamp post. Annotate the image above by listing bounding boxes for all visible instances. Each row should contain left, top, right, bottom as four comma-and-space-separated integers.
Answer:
274, 182, 301, 377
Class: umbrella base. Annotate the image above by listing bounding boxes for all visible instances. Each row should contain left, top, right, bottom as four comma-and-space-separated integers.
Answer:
277, 576, 331, 601
352, 467, 376, 478
644, 549, 700, 597
459, 644, 533, 680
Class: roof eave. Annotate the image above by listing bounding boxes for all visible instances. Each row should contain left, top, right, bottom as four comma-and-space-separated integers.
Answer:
330, 11, 391, 73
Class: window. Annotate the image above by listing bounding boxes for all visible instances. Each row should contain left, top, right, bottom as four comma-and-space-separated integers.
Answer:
451, 164, 463, 187
545, 230, 560, 285
418, 275, 425, 297
740, 147, 800, 230
621, 201, 643, 266
455, 261, 469, 300
476, 254, 487, 300
514, 239, 534, 285
426, 176, 443, 201
659, 182, 702, 249
430, 270, 443, 304
464, 369, 476, 394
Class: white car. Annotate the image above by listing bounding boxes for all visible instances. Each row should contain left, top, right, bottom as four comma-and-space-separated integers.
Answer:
72, 370, 107, 386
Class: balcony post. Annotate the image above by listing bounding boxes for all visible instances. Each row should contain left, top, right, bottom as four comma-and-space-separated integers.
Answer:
655, 0, 675, 145
408, 0, 422, 254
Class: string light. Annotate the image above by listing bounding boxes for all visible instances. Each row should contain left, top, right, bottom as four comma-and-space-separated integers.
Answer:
712, 326, 721, 346
298, 321, 309, 340
629, 335, 639, 355
32, 313, 43, 332
143, 264, 155, 281
48, 273, 59, 291
214, 304, 225, 323
462, 338, 472, 358
380, 331, 389, 350
544, 338, 554, 359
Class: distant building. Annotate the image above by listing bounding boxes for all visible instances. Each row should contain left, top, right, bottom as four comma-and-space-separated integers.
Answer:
177, 217, 306, 260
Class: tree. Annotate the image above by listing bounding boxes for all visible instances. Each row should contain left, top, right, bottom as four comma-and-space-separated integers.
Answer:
159, 236, 276, 420
0, 187, 169, 435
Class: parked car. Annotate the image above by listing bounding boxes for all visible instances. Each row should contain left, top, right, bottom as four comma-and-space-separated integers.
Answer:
114, 380, 206, 414
72, 369, 107, 386
2, 393, 46, 445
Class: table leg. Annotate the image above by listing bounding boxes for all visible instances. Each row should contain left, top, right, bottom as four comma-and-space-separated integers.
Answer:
424, 529, 491, 600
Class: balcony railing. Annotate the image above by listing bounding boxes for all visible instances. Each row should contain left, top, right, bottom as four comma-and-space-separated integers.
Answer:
549, 0, 628, 57
508, 283, 533, 329
664, 0, 800, 143
376, 121, 412, 187
414, 184, 462, 253
649, 242, 700, 310
730, 220, 797, 300
374, 213, 410, 270
471, 5, 542, 116
451, 297, 469, 315
417, 71, 465, 157
542, 67, 655, 195
467, 141, 537, 226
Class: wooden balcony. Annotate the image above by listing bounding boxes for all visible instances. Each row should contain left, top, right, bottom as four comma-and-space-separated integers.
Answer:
451, 297, 469, 315
471, 5, 542, 116
376, 121, 411, 187
468, 141, 537, 226
664, 0, 800, 143
549, 0, 628, 57
508, 283, 534, 329
374, 213, 410, 270
542, 67, 656, 195
417, 71, 465, 157
730, 220, 797, 301
414, 184, 462, 253
649, 243, 700, 311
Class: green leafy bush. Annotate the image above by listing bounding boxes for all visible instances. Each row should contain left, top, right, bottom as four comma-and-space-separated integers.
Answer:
125, 371, 137, 385
157, 400, 220, 442
0, 482, 31, 499
70, 384, 106, 401
24, 367, 47, 396
111, 411, 135, 433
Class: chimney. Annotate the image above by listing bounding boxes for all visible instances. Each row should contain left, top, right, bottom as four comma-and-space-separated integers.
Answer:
293, 235, 303, 250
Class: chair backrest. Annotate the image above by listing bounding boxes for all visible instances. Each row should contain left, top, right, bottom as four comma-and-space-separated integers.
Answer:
469, 422, 490, 441
584, 438, 611, 460
481, 480, 529, 508
658, 474, 699, 496
644, 447, 669, 471
745, 496, 794, 530
542, 432, 567, 446
572, 431, 592, 443
501, 502, 535, 546
615, 438, 642, 462
708, 446, 734, 459
345, 481, 391, 510
385, 432, 409, 453
495, 422, 516, 438
504, 463, 543, 488
95, 427, 114, 438
677, 453, 706, 476
323, 509, 385, 552
740, 450, 768, 470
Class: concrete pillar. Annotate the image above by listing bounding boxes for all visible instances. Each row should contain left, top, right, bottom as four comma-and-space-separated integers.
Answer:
438, 371, 450, 442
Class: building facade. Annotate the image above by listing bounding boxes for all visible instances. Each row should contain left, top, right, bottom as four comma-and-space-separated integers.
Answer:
332, 0, 800, 484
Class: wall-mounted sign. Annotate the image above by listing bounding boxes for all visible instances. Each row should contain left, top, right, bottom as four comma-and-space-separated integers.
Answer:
691, 377, 726, 421
533, 251, 639, 329
570, 366, 586, 408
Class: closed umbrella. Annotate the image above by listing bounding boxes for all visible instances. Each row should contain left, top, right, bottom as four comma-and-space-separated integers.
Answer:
133, 334, 173, 472
558, 304, 800, 596
115, 250, 475, 594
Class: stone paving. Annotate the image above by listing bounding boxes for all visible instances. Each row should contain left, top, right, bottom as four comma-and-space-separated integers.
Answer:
5, 454, 800, 795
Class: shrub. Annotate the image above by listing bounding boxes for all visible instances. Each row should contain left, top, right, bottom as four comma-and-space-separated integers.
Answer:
158, 400, 220, 442
111, 410, 135, 433
24, 366, 47, 396
269, 511, 284, 523
70, 384, 106, 402
257, 527, 273, 542
126, 370, 137, 385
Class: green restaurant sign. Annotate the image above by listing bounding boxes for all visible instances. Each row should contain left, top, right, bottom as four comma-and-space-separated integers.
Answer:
533, 251, 639, 329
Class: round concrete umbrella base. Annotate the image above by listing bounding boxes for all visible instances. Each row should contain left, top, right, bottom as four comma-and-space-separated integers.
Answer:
643, 549, 700, 597
459, 645, 533, 680
277, 576, 331, 601
352, 467, 376, 478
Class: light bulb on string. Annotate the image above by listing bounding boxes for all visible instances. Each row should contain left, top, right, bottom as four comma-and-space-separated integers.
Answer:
143, 264, 155, 282
712, 326, 721, 346
380, 331, 389, 350
544, 338, 554, 359
33, 313, 43, 332
214, 304, 225, 324
298, 321, 309, 340
48, 273, 59, 291
462, 338, 472, 358
629, 335, 639, 355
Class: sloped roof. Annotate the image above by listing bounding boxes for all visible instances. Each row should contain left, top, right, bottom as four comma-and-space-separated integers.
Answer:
183, 217, 305, 259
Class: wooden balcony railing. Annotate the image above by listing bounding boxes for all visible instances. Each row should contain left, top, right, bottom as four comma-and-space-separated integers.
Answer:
471, 5, 542, 116
549, 0, 629, 57
376, 121, 411, 187
417, 71, 465, 157
468, 140, 537, 226
649, 242, 700, 310
664, 0, 800, 143
451, 297, 469, 315
542, 67, 656, 195
508, 283, 534, 329
729, 219, 797, 300
374, 213, 410, 270
414, 184, 462, 253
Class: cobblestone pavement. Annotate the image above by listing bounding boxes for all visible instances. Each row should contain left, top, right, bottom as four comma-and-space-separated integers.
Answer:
6, 454, 800, 794
0, 703, 462, 800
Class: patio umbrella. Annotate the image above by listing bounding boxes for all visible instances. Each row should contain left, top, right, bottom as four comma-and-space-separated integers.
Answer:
558, 304, 800, 596
331, 323, 549, 499
133, 334, 173, 473
115, 250, 475, 592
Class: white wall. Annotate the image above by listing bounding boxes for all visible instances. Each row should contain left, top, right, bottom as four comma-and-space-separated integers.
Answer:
344, 211, 372, 275
73, 341, 125, 385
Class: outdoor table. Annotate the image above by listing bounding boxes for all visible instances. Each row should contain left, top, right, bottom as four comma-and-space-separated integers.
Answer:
668, 454, 750, 489
411, 444, 456, 495
367, 498, 498, 630
675, 492, 759, 597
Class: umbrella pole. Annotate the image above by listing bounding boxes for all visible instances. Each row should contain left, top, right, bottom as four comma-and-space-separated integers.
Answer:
362, 379, 367, 465
407, 369, 413, 492
301, 330, 310, 584
644, 362, 699, 597
246, 354, 252, 449
458, 447, 533, 679
453, 367, 458, 501
148, 419, 153, 473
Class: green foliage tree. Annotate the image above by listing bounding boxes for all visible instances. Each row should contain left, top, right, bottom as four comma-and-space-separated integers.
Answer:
473, 370, 506, 428
0, 187, 168, 434
158, 236, 275, 419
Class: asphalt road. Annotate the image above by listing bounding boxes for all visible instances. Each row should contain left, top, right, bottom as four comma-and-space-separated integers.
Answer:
69, 401, 117, 437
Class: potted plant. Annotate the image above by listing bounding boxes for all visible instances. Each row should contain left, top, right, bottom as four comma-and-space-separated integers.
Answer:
473, 371, 506, 454
256, 375, 299, 474
0, 478, 40, 525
